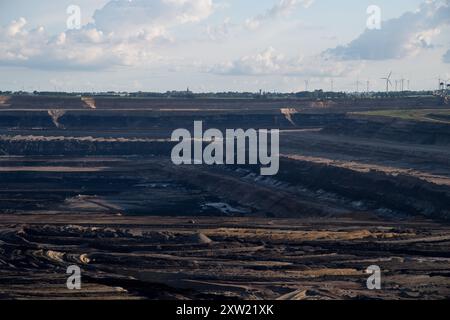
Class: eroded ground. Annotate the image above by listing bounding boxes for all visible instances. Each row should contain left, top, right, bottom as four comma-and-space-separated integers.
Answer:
1, 214, 450, 300
0, 95, 449, 300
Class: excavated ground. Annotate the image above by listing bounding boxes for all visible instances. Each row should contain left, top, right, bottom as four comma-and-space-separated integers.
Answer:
0, 95, 449, 300
1, 214, 450, 300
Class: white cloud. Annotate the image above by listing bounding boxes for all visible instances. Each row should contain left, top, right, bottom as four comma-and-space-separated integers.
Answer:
210, 47, 361, 77
245, 0, 314, 30
0, 0, 214, 70
93, 0, 213, 37
206, 17, 233, 41
212, 47, 284, 75
5, 17, 27, 36
0, 19, 148, 69
325, 0, 450, 60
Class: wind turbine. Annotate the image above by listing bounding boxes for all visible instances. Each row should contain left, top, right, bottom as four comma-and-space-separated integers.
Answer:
356, 79, 363, 93
438, 77, 444, 90
381, 72, 393, 93
366, 80, 370, 93
400, 77, 406, 92
305, 80, 310, 92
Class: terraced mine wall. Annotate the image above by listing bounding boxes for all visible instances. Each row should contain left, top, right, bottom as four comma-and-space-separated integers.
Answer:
0, 95, 443, 111
2, 95, 450, 300
2, 109, 448, 149
323, 115, 450, 145
1, 95, 449, 221
90, 96, 443, 110
272, 158, 450, 220
0, 110, 348, 132
322, 96, 443, 110
0, 139, 174, 156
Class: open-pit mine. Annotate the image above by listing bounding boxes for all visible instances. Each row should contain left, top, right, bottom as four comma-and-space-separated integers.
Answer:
0, 94, 450, 300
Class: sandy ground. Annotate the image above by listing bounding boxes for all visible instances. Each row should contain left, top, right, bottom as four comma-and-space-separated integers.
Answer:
1, 214, 450, 300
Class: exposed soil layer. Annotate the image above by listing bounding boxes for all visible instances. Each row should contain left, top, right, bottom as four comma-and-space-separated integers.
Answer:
0, 96, 449, 299
1, 215, 450, 300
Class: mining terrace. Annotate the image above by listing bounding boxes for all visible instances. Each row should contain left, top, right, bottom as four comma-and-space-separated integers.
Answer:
0, 95, 449, 300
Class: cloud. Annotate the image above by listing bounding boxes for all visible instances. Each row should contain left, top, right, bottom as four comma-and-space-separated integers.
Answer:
93, 0, 213, 37
444, 49, 450, 63
325, 0, 450, 60
245, 0, 314, 30
212, 47, 285, 75
0, 19, 154, 69
210, 47, 361, 77
206, 17, 234, 41
0, 0, 214, 70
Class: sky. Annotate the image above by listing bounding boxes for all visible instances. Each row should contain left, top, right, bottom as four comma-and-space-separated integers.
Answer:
0, 0, 449, 92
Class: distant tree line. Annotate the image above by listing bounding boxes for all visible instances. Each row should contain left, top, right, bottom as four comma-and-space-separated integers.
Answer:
0, 89, 439, 100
